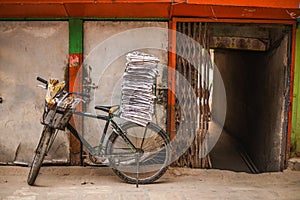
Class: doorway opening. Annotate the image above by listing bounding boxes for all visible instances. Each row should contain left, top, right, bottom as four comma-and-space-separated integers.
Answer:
170, 20, 293, 173
209, 23, 292, 173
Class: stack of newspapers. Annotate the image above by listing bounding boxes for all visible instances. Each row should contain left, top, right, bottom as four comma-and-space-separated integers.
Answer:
120, 51, 159, 126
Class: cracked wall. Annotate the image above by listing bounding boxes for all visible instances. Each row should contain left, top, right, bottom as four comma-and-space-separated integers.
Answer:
82, 21, 168, 152
0, 21, 69, 165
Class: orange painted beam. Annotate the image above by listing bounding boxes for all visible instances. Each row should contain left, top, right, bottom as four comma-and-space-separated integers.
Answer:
0, 4, 68, 18
64, 3, 170, 18
0, 0, 170, 2
172, 17, 297, 25
69, 53, 83, 165
1, 0, 299, 9
1, 4, 299, 19
167, 20, 177, 140
0, 1, 299, 19
171, 4, 300, 20
187, 0, 300, 9
0, 3, 171, 18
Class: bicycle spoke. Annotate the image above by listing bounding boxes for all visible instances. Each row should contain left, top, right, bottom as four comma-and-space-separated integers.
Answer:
140, 126, 148, 149
107, 122, 170, 184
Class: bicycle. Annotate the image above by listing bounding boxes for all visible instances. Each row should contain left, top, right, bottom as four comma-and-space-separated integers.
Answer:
27, 77, 171, 187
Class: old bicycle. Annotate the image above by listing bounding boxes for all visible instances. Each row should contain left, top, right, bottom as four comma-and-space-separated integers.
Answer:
27, 76, 171, 186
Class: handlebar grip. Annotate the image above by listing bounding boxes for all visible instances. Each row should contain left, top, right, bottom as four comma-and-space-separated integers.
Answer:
37, 77, 48, 84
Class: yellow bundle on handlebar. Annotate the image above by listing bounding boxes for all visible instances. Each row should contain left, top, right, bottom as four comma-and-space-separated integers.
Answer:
45, 79, 66, 106
43, 78, 75, 130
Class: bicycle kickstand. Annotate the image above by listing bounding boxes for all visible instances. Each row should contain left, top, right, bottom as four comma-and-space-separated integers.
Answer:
135, 154, 139, 188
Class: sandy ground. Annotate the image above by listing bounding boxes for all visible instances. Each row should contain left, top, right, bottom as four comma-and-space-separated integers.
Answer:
0, 166, 300, 200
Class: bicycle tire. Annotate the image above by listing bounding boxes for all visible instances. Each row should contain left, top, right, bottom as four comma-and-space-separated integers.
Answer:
27, 126, 54, 185
106, 122, 170, 184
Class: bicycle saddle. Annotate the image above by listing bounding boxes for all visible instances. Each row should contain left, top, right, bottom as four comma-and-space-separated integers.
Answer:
95, 105, 119, 114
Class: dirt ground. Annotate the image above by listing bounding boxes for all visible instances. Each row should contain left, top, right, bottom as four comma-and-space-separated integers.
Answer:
0, 166, 300, 200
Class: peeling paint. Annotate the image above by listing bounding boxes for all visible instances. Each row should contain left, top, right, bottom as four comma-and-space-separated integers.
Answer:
69, 54, 80, 67
286, 10, 298, 19
241, 8, 256, 17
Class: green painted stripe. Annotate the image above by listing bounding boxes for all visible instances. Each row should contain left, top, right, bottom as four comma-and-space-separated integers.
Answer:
67, 17, 167, 54
69, 19, 83, 54
291, 24, 300, 156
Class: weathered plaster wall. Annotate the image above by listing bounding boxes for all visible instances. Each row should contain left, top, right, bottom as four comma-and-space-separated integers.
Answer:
214, 35, 289, 172
82, 21, 168, 148
0, 21, 69, 164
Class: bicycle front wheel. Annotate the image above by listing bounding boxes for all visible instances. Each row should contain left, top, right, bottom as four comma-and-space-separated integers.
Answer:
27, 126, 55, 185
106, 122, 171, 184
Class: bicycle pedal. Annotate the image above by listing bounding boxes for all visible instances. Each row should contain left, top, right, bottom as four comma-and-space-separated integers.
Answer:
93, 156, 109, 165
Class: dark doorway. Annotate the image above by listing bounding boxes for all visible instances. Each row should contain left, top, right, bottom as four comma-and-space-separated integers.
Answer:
210, 23, 292, 173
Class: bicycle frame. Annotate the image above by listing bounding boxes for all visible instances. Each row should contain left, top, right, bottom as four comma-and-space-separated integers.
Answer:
31, 76, 170, 187
36, 76, 139, 160
67, 111, 138, 160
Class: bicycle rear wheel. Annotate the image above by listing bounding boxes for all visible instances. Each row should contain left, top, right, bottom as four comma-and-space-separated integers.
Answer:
106, 122, 170, 184
27, 126, 55, 185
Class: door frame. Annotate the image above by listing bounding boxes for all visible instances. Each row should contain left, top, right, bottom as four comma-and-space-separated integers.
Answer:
167, 17, 297, 165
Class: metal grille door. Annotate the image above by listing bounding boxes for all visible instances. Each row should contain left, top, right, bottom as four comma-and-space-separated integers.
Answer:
174, 22, 211, 168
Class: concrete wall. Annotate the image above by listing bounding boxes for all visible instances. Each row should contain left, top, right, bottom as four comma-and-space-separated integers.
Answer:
214, 35, 289, 172
0, 21, 168, 165
82, 21, 168, 148
0, 21, 69, 164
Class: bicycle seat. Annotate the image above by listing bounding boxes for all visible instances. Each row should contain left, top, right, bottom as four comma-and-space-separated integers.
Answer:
95, 105, 119, 114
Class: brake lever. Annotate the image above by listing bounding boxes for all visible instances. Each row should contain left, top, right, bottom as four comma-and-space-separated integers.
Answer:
37, 84, 47, 89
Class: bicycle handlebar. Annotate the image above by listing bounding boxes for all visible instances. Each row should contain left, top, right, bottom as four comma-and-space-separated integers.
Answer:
36, 76, 90, 98
37, 77, 48, 85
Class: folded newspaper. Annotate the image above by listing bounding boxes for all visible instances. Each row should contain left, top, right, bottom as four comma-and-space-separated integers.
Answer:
120, 51, 159, 126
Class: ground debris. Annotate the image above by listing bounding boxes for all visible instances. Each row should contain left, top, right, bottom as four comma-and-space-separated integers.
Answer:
81, 181, 94, 185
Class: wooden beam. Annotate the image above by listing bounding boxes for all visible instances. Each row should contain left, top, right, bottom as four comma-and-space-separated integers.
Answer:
68, 18, 83, 166
0, 2, 299, 19
187, 0, 300, 9
167, 20, 177, 140
1, 0, 299, 9
210, 36, 268, 51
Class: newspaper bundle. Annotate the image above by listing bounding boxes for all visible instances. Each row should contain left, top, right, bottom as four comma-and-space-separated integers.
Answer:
120, 51, 159, 126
